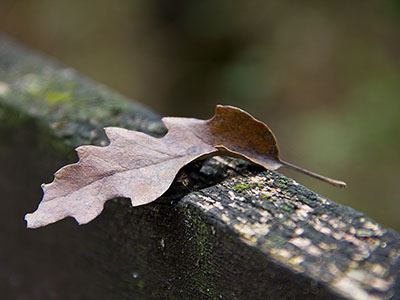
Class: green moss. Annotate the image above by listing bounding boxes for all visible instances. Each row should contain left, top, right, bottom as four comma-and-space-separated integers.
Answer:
272, 179, 290, 189
45, 91, 72, 105
183, 206, 219, 298
233, 182, 263, 192
137, 279, 145, 290
266, 234, 287, 246
3, 68, 124, 125
278, 201, 296, 213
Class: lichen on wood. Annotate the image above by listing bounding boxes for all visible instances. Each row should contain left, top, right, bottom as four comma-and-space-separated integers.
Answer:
183, 157, 400, 299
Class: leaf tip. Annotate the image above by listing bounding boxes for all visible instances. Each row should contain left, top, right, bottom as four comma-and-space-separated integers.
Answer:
103, 127, 123, 141
24, 213, 39, 229
24, 202, 61, 229
41, 183, 50, 193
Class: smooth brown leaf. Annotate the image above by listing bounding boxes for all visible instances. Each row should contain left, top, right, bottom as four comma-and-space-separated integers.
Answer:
25, 105, 346, 228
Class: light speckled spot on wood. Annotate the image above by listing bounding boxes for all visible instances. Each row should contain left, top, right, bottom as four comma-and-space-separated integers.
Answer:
332, 277, 383, 300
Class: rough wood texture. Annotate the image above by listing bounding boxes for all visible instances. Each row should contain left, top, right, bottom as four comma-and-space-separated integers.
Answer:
0, 35, 399, 300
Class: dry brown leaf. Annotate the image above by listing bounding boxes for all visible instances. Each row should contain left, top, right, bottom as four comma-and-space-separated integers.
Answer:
25, 105, 346, 228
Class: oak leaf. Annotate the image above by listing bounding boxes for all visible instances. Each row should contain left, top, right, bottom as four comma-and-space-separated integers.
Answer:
25, 105, 346, 228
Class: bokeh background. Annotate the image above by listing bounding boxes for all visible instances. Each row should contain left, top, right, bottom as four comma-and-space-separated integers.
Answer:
1, 0, 399, 231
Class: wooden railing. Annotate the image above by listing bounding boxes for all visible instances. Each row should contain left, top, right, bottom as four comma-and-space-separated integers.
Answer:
1, 35, 399, 300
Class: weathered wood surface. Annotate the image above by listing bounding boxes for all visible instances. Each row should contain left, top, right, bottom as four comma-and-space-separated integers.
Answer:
0, 35, 399, 300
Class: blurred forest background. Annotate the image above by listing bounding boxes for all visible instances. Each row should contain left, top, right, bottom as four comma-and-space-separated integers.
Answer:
0, 0, 399, 230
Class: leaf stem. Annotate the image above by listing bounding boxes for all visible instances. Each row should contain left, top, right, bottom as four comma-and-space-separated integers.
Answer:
280, 160, 347, 188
